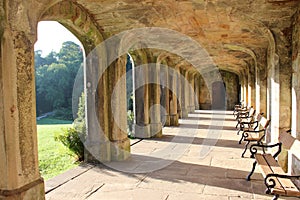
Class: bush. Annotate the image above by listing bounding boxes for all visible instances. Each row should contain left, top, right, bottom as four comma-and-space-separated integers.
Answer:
54, 127, 84, 161
54, 93, 86, 161
53, 108, 73, 120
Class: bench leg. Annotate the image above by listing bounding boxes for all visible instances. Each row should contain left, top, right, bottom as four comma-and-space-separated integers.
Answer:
246, 160, 257, 181
241, 141, 250, 158
239, 134, 244, 144
272, 194, 279, 200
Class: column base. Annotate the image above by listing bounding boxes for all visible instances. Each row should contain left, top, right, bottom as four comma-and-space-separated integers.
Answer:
110, 138, 131, 161
170, 114, 179, 126
150, 122, 163, 138
181, 108, 189, 118
84, 138, 130, 162
0, 178, 45, 200
164, 115, 171, 126
188, 105, 195, 113
195, 104, 200, 110
165, 114, 179, 127
84, 140, 111, 162
133, 124, 151, 138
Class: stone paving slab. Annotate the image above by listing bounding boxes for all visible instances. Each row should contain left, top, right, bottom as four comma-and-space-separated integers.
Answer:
45, 110, 298, 200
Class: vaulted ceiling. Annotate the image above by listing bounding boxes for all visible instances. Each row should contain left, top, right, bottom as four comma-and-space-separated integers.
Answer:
44, 0, 299, 76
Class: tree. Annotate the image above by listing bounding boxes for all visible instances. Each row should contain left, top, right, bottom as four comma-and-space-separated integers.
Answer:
35, 41, 84, 119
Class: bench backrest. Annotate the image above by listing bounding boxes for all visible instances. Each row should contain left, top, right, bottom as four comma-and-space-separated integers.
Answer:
260, 117, 271, 129
248, 107, 256, 117
279, 130, 300, 159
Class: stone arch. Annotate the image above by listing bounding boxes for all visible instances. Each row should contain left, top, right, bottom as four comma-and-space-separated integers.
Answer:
39, 0, 105, 53
38, 0, 132, 162
223, 44, 260, 112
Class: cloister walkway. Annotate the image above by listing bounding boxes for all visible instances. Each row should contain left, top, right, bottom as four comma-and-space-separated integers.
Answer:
45, 110, 295, 200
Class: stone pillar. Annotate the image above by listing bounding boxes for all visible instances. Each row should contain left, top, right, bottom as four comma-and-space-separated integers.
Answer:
108, 56, 130, 160
259, 67, 267, 115
0, 29, 45, 199
244, 72, 248, 105
188, 72, 195, 113
133, 67, 151, 138
255, 64, 261, 113
149, 58, 162, 137
180, 69, 189, 118
162, 65, 171, 126
176, 67, 182, 118
291, 11, 300, 174
194, 75, 200, 110
85, 46, 112, 162
169, 67, 179, 126
247, 69, 252, 106
132, 52, 151, 138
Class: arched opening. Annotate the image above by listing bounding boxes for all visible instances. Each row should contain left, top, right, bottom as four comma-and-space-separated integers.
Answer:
126, 54, 135, 137
212, 81, 226, 110
34, 21, 85, 180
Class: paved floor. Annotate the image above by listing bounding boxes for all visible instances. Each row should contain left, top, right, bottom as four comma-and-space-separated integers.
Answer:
45, 110, 297, 200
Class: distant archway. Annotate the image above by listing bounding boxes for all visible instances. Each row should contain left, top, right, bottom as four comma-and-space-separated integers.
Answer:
212, 81, 226, 110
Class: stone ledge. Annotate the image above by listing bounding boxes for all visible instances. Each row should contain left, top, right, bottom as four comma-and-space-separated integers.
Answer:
0, 178, 44, 199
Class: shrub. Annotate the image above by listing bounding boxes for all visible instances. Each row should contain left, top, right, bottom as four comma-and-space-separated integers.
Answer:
54, 127, 84, 161
54, 93, 86, 161
53, 108, 73, 120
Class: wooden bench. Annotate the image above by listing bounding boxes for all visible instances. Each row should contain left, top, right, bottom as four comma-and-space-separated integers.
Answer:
246, 130, 300, 200
239, 115, 270, 157
233, 102, 249, 117
235, 107, 257, 134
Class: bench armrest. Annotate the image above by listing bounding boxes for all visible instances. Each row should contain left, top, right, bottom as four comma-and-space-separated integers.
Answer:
244, 128, 265, 133
240, 121, 258, 129
249, 143, 282, 159
265, 173, 300, 194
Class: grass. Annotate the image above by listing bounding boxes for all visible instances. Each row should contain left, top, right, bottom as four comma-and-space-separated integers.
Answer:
37, 118, 79, 180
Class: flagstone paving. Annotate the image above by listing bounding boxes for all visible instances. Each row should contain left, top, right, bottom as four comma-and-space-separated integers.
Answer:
45, 110, 297, 200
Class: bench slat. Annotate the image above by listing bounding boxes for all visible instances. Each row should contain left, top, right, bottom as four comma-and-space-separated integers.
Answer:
263, 154, 300, 196
245, 133, 260, 141
255, 154, 286, 195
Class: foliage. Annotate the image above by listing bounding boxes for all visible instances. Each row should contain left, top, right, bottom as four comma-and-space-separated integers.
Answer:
35, 41, 84, 119
37, 121, 78, 180
52, 108, 73, 121
127, 110, 134, 138
54, 93, 86, 162
73, 93, 86, 135
54, 127, 84, 161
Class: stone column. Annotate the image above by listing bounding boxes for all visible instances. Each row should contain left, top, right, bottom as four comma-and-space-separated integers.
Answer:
162, 64, 171, 126
259, 67, 267, 115
107, 56, 130, 160
291, 12, 300, 174
132, 51, 151, 138
180, 69, 189, 118
169, 67, 179, 126
247, 69, 252, 106
0, 29, 45, 199
85, 46, 112, 162
149, 57, 162, 137
194, 75, 200, 110
255, 64, 261, 113
188, 72, 195, 113
176, 66, 182, 118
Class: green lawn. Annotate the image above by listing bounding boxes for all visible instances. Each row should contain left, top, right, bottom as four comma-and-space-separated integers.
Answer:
37, 118, 79, 180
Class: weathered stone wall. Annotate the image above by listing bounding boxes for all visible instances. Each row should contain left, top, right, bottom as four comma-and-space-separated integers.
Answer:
221, 70, 240, 110
290, 8, 300, 177
199, 70, 239, 110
